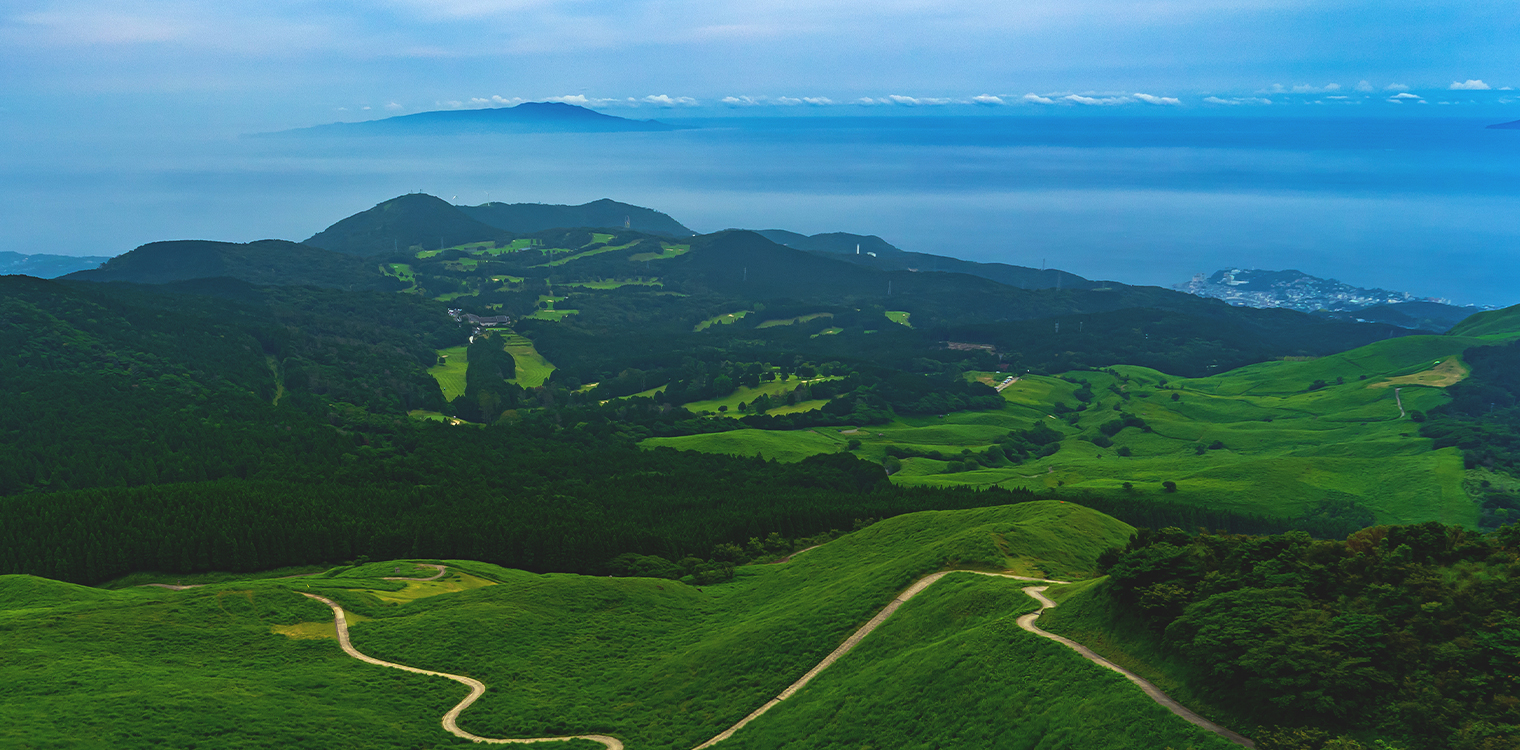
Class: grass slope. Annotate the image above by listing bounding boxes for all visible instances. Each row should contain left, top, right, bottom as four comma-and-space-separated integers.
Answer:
643, 428, 847, 463
500, 332, 556, 387
642, 333, 1511, 526
0, 503, 1228, 750
428, 345, 470, 401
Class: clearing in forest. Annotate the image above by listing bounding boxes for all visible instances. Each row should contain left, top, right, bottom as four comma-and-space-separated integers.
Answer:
428, 346, 469, 401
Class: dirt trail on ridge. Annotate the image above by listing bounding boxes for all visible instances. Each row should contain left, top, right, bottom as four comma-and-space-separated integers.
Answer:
1018, 585, 1256, 748
302, 593, 624, 749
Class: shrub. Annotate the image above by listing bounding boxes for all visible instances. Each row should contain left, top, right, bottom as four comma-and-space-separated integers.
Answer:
1162, 480, 1178, 493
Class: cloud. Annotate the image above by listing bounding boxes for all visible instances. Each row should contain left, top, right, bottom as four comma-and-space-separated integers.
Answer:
1387, 92, 1424, 103
1449, 79, 1491, 90
971, 94, 1006, 106
1203, 96, 1271, 105
1020, 93, 1055, 105
1384, 83, 1410, 91
1388, 92, 1422, 99
1063, 94, 1130, 105
884, 94, 953, 106
385, 102, 404, 110
1133, 93, 1180, 105
802, 97, 833, 105
642, 94, 698, 107
1264, 83, 1341, 94
1355, 80, 1374, 92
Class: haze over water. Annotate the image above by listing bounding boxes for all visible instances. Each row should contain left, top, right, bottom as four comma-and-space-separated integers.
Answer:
4, 113, 1518, 306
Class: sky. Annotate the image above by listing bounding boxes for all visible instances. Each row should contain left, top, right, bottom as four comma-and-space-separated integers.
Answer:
3, 0, 1518, 131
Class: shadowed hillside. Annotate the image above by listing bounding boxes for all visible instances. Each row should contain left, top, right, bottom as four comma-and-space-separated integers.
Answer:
462, 198, 694, 236
305, 194, 513, 257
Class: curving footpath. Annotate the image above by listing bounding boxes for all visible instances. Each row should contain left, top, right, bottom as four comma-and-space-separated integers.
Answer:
1018, 585, 1256, 748
302, 592, 625, 749
302, 567, 1252, 749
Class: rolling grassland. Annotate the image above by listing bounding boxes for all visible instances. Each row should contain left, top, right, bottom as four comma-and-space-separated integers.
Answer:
0, 503, 1240, 749
642, 332, 1514, 525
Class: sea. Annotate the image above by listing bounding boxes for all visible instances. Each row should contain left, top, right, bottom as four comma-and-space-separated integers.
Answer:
3, 114, 1518, 306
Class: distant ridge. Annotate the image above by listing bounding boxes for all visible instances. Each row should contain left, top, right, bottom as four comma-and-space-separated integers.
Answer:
1, 251, 110, 279
257, 102, 678, 137
62, 239, 391, 289
753, 229, 1101, 291
306, 194, 512, 257
461, 199, 695, 237
1486, 120, 1520, 130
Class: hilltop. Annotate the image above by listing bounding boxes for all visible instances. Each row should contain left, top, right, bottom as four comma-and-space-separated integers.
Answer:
62, 239, 394, 288
305, 194, 514, 257
260, 102, 679, 137
461, 198, 694, 237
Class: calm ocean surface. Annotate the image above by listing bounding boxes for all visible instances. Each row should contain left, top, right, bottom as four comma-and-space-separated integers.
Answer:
3, 115, 1517, 305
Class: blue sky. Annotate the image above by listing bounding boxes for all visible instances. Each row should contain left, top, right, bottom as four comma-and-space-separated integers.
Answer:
3, 0, 1517, 130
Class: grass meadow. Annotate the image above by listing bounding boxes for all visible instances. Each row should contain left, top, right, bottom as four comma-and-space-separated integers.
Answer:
427, 345, 470, 401
500, 332, 556, 387
641, 332, 1515, 525
0, 502, 1238, 750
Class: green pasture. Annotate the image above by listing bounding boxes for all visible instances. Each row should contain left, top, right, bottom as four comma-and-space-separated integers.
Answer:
694, 310, 751, 331
643, 428, 847, 462
0, 502, 1217, 750
524, 309, 578, 321
756, 312, 834, 329
500, 333, 556, 387
810, 327, 843, 338
640, 330, 1516, 525
681, 376, 842, 415
380, 263, 417, 290
627, 243, 690, 262
435, 291, 477, 302
427, 345, 469, 401
885, 310, 912, 327
1446, 302, 1520, 339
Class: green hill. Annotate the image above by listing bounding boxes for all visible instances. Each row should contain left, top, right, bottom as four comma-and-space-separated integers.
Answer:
644, 331, 1508, 527
305, 194, 514, 257
1446, 302, 1520, 339
0, 502, 1244, 749
61, 239, 391, 289
461, 198, 694, 237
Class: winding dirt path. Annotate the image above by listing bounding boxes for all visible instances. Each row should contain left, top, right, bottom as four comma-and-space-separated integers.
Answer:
301, 593, 624, 749
1018, 585, 1255, 748
691, 570, 1063, 749
296, 565, 1251, 749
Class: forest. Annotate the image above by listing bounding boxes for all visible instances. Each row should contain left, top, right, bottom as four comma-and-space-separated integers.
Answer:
1099, 523, 1520, 750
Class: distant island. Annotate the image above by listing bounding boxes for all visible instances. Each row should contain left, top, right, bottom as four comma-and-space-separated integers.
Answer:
254, 102, 679, 137
1486, 120, 1520, 130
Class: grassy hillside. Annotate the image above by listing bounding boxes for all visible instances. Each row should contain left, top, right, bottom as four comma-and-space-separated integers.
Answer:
1447, 302, 1520, 339
643, 332, 1515, 526
0, 503, 1245, 750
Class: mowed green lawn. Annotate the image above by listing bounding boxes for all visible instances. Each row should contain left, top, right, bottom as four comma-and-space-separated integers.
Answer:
0, 503, 1235, 750
681, 377, 842, 415
643, 428, 848, 462
756, 312, 833, 329
640, 332, 1513, 526
694, 310, 751, 331
427, 345, 469, 401
501, 333, 555, 387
